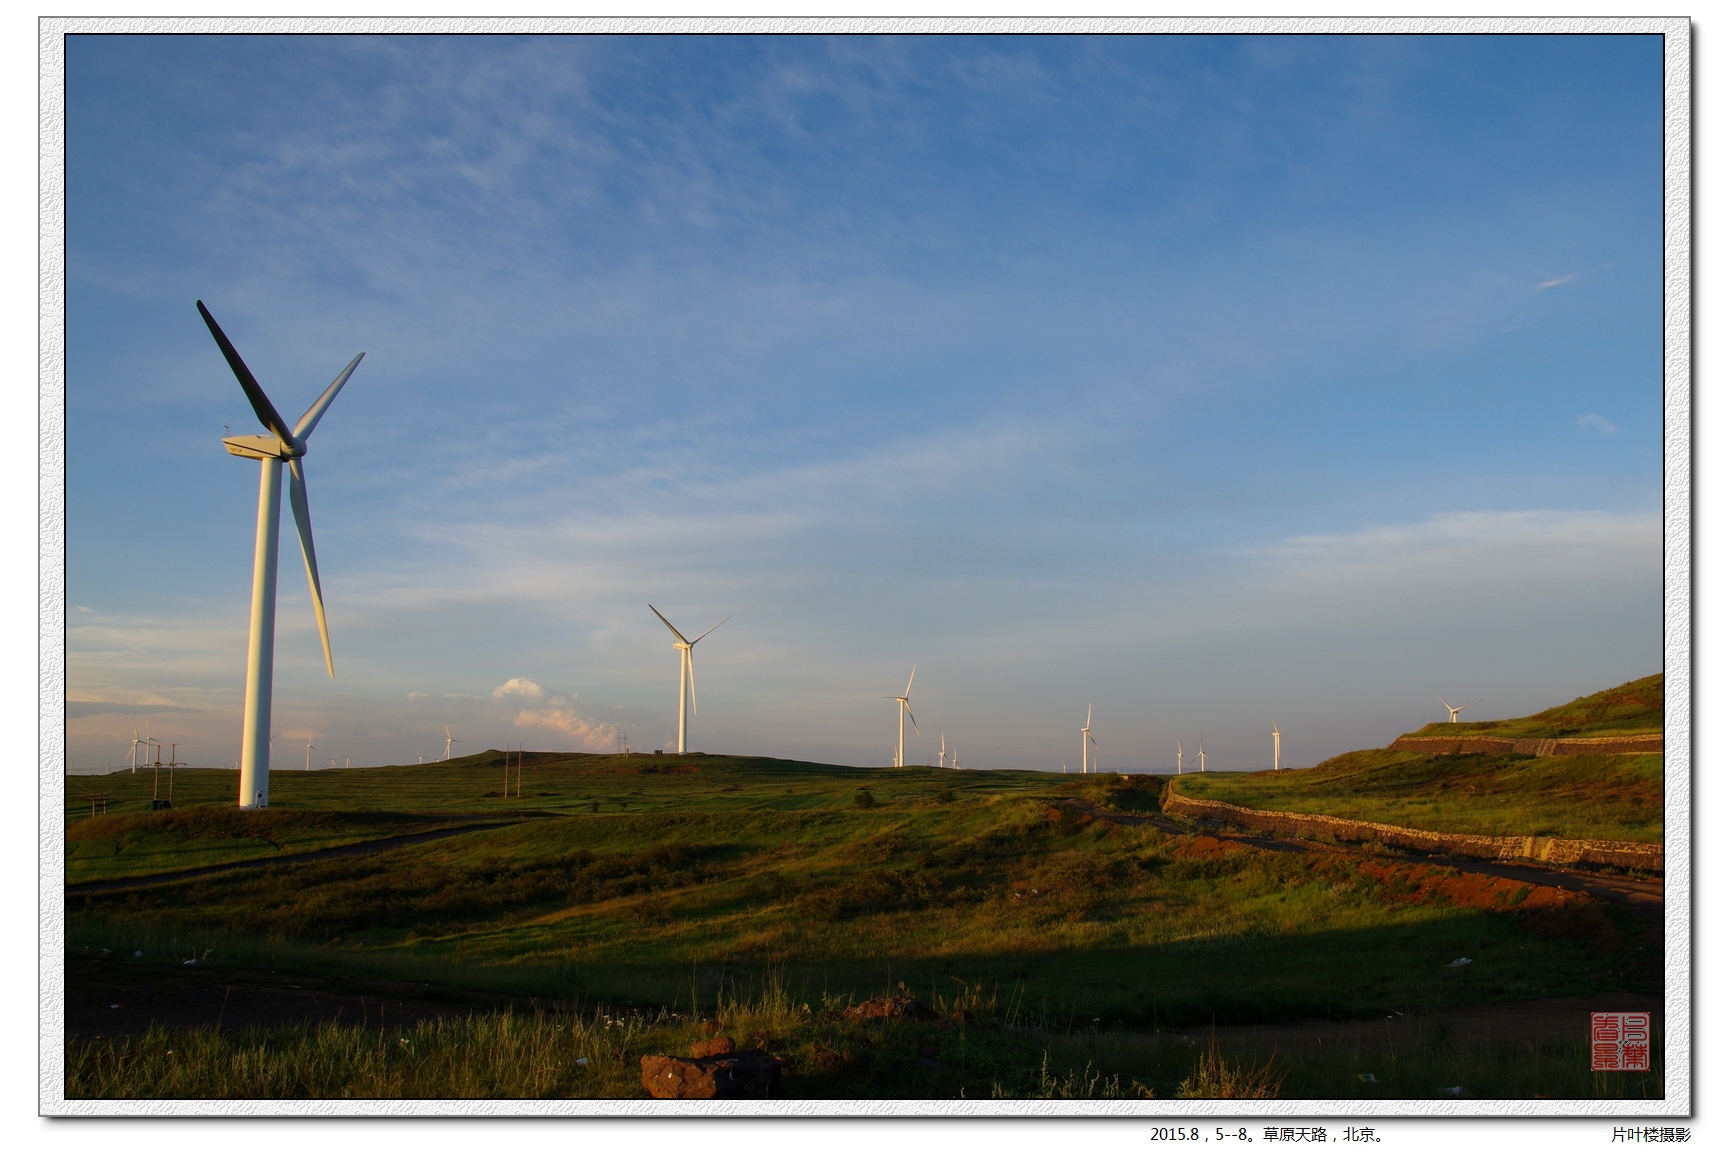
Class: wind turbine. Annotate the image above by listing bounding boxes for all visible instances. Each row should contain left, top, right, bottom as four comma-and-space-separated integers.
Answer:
304, 730, 317, 772
443, 725, 458, 762
1440, 696, 1481, 723
1081, 705, 1098, 775
649, 605, 728, 755
127, 724, 147, 774
938, 732, 948, 769
199, 301, 362, 810
1176, 741, 1184, 775
1271, 720, 1282, 771
1196, 735, 1207, 773
887, 665, 919, 768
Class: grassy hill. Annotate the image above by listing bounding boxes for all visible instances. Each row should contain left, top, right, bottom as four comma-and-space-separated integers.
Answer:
63, 752, 1663, 1099
1172, 676, 1663, 843
1404, 673, 1662, 740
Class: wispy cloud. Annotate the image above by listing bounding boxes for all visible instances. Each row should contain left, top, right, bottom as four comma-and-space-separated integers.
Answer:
1578, 413, 1617, 434
1536, 272, 1580, 290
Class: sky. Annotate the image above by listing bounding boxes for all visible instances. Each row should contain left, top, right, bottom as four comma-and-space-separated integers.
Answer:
62, 33, 1663, 775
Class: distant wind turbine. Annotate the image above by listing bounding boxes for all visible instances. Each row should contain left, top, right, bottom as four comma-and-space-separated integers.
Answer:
938, 732, 948, 769
1440, 697, 1482, 723
443, 724, 458, 761
1271, 720, 1282, 771
199, 301, 362, 809
128, 724, 147, 775
650, 605, 728, 754
1196, 735, 1207, 773
886, 665, 920, 768
1081, 705, 1098, 775
1177, 741, 1184, 775
304, 730, 317, 772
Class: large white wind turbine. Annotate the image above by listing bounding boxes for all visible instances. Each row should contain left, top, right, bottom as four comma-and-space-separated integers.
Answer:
1177, 741, 1184, 775
200, 302, 362, 809
128, 724, 147, 775
1440, 696, 1482, 723
1271, 720, 1282, 771
650, 605, 728, 754
304, 730, 317, 772
1196, 735, 1207, 773
443, 724, 459, 762
938, 732, 948, 769
888, 665, 919, 768
1081, 705, 1098, 775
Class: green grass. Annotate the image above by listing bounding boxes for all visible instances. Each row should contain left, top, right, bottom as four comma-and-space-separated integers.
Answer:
63, 753, 1662, 1099
1172, 750, 1661, 844
65, 983, 1662, 1102
1404, 674, 1662, 741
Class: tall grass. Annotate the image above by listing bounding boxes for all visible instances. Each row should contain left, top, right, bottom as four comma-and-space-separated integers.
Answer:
65, 976, 1664, 1101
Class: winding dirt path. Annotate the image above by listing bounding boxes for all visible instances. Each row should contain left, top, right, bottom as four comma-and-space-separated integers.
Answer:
65, 817, 558, 896
1049, 798, 1663, 918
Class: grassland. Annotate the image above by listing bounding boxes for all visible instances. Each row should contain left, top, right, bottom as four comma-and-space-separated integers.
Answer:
1405, 674, 1662, 740
65, 984, 1662, 1102
1170, 750, 1662, 843
1172, 674, 1663, 843
62, 742, 1664, 1100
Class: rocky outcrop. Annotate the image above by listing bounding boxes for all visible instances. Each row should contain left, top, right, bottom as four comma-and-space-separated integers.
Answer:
1161, 789, 1663, 873
842, 995, 940, 1023
1388, 733, 1663, 757
640, 1039, 786, 1099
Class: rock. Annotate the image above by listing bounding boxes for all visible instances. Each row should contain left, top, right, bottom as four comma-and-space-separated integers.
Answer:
641, 1050, 785, 1099
842, 995, 940, 1022
689, 1036, 736, 1058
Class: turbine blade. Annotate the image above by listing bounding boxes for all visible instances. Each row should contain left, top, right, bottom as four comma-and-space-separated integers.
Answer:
905, 665, 917, 697
904, 702, 919, 734
648, 604, 690, 644
197, 301, 296, 446
293, 352, 364, 441
691, 616, 729, 645
686, 649, 698, 713
286, 458, 334, 677
1439, 696, 1452, 710
1086, 703, 1092, 726
1464, 700, 1482, 710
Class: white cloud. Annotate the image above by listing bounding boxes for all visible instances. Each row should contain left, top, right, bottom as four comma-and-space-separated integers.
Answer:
512, 697, 615, 750
1578, 413, 1617, 434
1536, 272, 1580, 290
492, 677, 544, 700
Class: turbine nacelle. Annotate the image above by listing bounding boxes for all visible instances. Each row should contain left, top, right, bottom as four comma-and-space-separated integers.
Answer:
222, 434, 297, 461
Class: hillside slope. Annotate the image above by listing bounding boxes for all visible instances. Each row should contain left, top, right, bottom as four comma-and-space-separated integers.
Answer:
1404, 674, 1661, 740
1171, 676, 1663, 843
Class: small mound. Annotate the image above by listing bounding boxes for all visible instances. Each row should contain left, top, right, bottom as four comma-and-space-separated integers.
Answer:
1174, 836, 1248, 859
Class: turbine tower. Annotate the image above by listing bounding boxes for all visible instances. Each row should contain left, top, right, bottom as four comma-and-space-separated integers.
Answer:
938, 732, 947, 769
200, 301, 362, 809
888, 665, 919, 768
1196, 735, 1206, 773
1081, 705, 1098, 775
304, 730, 317, 772
1271, 720, 1282, 771
443, 725, 458, 761
1177, 741, 1184, 775
1440, 696, 1481, 723
128, 724, 147, 774
649, 605, 728, 754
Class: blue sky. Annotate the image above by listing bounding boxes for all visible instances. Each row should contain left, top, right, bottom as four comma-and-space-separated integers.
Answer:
63, 34, 1662, 774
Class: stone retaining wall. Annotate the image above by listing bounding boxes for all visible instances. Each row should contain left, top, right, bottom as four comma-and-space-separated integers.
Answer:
1388, 733, 1663, 757
1160, 789, 1663, 873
